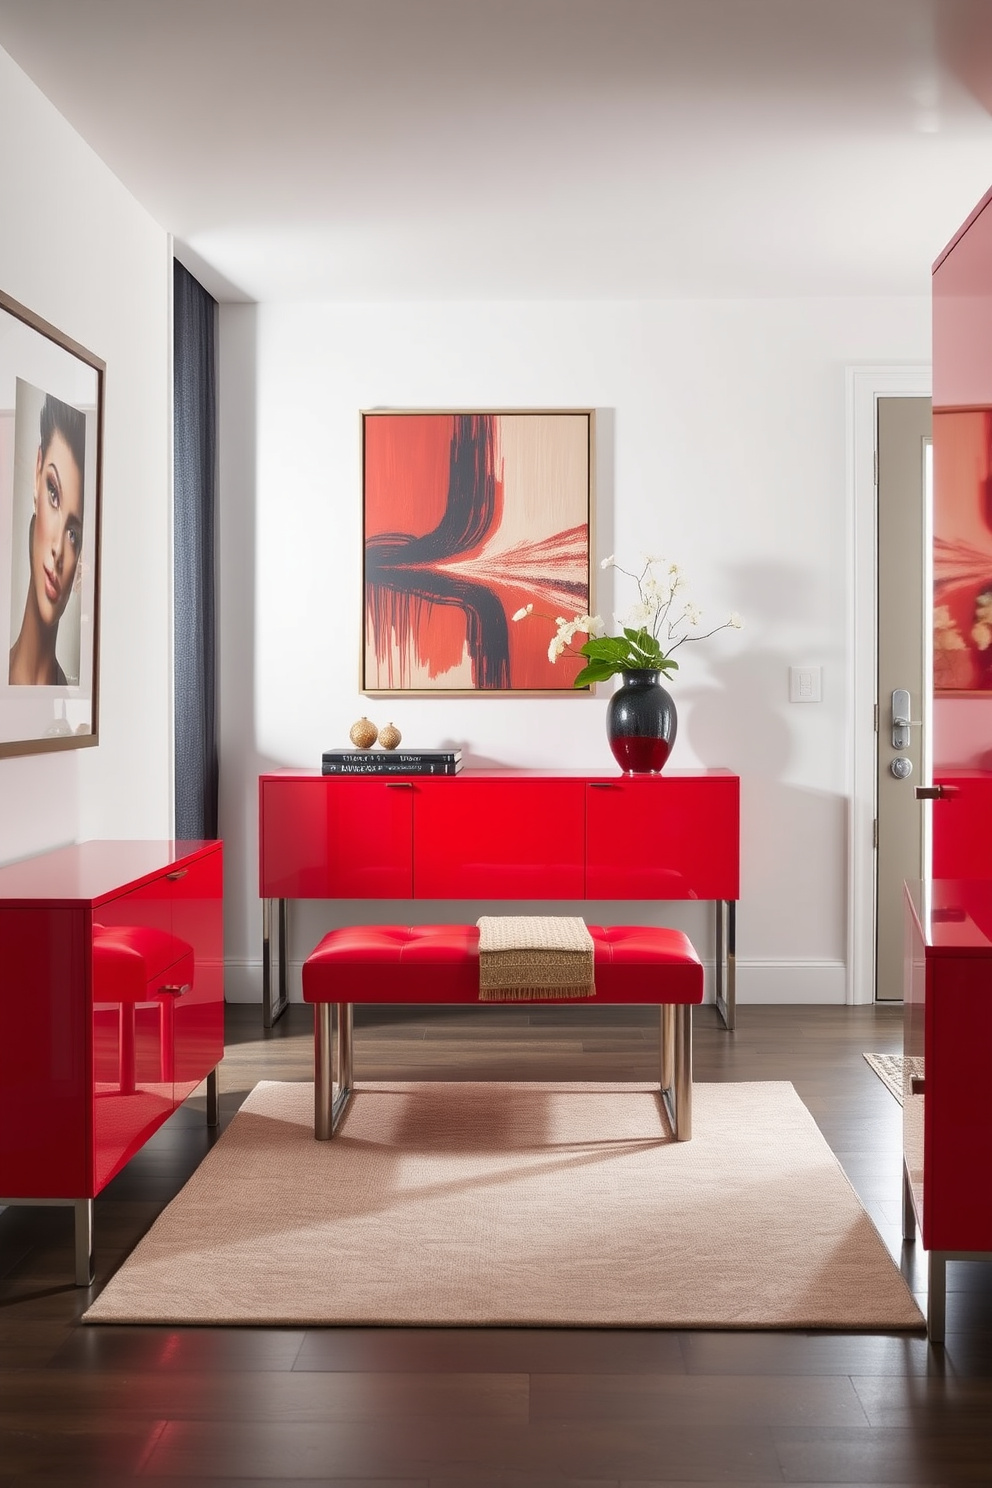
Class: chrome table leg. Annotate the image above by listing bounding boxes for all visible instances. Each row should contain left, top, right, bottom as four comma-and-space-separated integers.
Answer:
715, 899, 737, 1030
262, 896, 290, 1029
74, 1198, 93, 1286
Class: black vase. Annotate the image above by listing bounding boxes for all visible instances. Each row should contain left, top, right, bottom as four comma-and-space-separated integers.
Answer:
606, 669, 678, 774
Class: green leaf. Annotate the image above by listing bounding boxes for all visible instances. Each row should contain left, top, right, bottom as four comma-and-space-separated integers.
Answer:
578, 637, 633, 662
628, 635, 662, 665
572, 660, 618, 687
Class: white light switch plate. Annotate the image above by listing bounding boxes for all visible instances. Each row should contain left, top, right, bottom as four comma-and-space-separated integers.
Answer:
789, 666, 822, 702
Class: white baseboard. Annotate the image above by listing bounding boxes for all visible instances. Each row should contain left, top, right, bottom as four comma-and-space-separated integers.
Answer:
734, 961, 847, 1005
223, 959, 849, 1007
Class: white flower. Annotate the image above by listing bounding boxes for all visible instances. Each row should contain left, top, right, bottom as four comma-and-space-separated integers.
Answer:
934, 605, 967, 650
577, 613, 606, 637
973, 622, 992, 652
624, 600, 654, 629
511, 549, 742, 683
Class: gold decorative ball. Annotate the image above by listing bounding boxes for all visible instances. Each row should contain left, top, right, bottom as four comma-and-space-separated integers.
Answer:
377, 722, 402, 750
348, 716, 378, 749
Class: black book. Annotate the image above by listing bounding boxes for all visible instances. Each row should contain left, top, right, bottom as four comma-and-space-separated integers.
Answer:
321, 759, 462, 776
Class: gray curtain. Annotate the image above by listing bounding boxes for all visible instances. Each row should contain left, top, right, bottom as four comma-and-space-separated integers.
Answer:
173, 260, 218, 840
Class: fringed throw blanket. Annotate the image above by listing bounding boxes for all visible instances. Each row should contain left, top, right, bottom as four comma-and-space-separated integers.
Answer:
476, 915, 595, 1001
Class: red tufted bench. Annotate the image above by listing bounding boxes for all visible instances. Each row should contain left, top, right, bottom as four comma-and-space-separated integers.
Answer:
301, 923, 704, 1142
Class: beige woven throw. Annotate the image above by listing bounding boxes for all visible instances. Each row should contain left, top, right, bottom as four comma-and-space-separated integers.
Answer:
476, 915, 595, 1000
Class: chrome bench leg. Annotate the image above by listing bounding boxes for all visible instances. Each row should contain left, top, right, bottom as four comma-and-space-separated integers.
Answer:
659, 1003, 692, 1141
314, 1002, 354, 1140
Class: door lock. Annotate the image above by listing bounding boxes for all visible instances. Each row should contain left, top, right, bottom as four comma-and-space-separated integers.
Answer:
890, 757, 913, 780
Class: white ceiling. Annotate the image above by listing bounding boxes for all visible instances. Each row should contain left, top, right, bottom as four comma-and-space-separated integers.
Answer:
2, 0, 992, 303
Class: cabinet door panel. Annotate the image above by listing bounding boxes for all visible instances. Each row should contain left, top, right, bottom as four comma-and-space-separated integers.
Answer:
0, 907, 89, 1197
925, 959, 992, 1251
170, 847, 224, 1102
414, 779, 585, 898
261, 778, 413, 898
260, 779, 335, 897
585, 777, 739, 899
91, 879, 174, 1186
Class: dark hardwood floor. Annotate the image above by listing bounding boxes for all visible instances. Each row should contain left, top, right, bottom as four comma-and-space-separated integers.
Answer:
3, 999, 992, 1487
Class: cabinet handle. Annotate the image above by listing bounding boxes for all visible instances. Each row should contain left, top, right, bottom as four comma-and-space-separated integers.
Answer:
910, 1075, 926, 1095
157, 983, 191, 997
165, 868, 188, 880
589, 782, 618, 790
386, 781, 414, 789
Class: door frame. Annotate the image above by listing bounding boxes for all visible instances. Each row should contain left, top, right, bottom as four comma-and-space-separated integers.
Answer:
847, 364, 931, 1005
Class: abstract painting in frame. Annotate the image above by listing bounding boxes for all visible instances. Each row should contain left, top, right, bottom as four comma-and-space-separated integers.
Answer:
0, 289, 103, 756
932, 405, 992, 693
362, 409, 593, 694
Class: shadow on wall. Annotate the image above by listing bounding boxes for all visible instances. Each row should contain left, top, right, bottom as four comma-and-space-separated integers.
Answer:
680, 555, 834, 779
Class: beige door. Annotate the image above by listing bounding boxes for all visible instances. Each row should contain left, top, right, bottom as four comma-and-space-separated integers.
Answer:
876, 396, 931, 1000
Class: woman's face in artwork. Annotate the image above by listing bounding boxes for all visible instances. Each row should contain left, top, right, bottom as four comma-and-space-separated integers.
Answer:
31, 429, 83, 629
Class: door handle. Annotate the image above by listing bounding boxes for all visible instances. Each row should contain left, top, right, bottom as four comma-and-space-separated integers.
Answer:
157, 983, 191, 997
891, 689, 915, 749
165, 868, 188, 881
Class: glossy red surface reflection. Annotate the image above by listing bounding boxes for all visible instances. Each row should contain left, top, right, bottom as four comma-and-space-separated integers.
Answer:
259, 768, 739, 903
0, 840, 223, 1201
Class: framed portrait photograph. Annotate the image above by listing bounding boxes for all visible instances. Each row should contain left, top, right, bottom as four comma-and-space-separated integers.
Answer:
362, 409, 593, 694
0, 290, 103, 756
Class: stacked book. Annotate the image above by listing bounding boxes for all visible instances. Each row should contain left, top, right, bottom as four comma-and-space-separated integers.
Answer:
321, 748, 462, 776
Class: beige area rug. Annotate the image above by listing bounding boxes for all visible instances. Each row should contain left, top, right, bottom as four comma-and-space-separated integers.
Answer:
863, 1053, 926, 1105
83, 1080, 924, 1331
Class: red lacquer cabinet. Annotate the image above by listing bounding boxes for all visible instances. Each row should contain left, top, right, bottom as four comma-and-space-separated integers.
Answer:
259, 768, 740, 1026
0, 839, 223, 1283
903, 878, 992, 1340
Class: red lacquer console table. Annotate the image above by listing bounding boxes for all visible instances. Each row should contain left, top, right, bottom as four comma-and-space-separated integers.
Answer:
903, 877, 992, 1340
258, 768, 740, 1030
0, 839, 224, 1284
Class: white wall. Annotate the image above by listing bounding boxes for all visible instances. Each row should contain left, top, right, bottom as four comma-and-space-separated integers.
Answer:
0, 48, 173, 865
219, 296, 930, 1005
